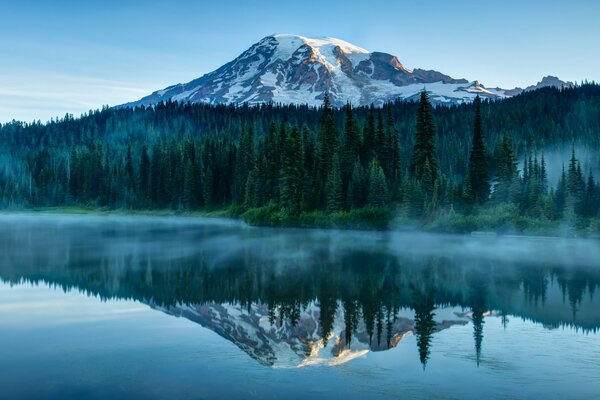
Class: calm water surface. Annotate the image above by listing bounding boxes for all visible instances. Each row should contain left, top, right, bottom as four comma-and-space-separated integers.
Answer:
0, 213, 599, 399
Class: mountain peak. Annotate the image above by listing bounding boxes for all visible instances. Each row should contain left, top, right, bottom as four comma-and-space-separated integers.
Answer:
525, 75, 574, 91
269, 34, 371, 55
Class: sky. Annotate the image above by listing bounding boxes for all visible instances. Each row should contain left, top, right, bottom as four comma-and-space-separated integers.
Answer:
1, 0, 599, 123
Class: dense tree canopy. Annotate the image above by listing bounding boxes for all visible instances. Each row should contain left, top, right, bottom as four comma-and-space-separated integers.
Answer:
1, 84, 599, 232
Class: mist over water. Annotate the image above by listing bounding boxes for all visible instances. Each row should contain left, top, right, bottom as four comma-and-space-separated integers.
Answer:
0, 213, 599, 399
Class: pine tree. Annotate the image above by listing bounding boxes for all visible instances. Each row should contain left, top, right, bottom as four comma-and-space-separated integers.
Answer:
125, 143, 135, 194
347, 158, 366, 208
567, 147, 585, 199
466, 96, 489, 203
577, 169, 598, 218
386, 105, 401, 187
149, 141, 163, 205
139, 144, 150, 201
244, 167, 258, 208
421, 158, 435, 196
493, 136, 517, 202
540, 153, 548, 195
255, 154, 268, 207
368, 159, 388, 208
318, 94, 338, 206
280, 126, 304, 215
234, 123, 256, 204
361, 107, 376, 166
375, 109, 386, 164
183, 160, 196, 209
301, 125, 317, 210
326, 154, 343, 213
411, 90, 437, 182
68, 147, 79, 202
553, 166, 567, 219
265, 122, 279, 201
341, 103, 360, 196
202, 165, 213, 207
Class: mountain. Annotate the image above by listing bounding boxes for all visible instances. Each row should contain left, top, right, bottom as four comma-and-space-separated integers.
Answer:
502, 75, 575, 96
125, 34, 520, 108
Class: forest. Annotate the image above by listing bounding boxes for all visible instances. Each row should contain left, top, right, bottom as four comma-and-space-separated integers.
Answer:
1, 84, 599, 233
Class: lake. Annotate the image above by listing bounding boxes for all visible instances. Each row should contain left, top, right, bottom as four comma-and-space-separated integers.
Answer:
0, 213, 599, 399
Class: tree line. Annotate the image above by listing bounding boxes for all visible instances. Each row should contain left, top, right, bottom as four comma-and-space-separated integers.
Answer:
1, 84, 599, 231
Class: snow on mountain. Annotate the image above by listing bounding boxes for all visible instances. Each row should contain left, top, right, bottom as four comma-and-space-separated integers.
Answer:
156, 301, 469, 368
123, 35, 573, 108
124, 34, 512, 108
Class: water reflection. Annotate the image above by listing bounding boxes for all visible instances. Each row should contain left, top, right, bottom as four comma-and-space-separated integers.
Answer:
1, 214, 599, 368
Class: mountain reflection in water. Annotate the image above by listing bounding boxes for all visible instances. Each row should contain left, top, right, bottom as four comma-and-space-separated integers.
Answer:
1, 214, 598, 368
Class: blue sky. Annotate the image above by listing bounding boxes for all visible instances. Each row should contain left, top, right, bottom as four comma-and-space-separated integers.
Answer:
1, 0, 599, 122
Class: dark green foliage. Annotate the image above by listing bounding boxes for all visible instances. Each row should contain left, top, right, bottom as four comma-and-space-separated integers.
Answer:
493, 136, 518, 203
368, 160, 388, 208
280, 126, 304, 215
411, 91, 438, 184
1, 85, 600, 231
341, 103, 360, 196
361, 107, 376, 166
139, 144, 150, 199
466, 96, 490, 203
326, 154, 344, 213
385, 106, 402, 189
348, 159, 367, 208
317, 93, 338, 204
234, 124, 255, 204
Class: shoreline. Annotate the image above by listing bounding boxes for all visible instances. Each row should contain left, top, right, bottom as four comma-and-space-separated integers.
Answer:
1, 206, 597, 239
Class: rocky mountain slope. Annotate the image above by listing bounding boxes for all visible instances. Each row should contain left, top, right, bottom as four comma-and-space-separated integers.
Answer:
125, 34, 573, 108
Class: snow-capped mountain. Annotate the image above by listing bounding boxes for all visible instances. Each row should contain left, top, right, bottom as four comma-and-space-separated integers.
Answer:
125, 34, 514, 107
157, 301, 469, 368
125, 34, 574, 108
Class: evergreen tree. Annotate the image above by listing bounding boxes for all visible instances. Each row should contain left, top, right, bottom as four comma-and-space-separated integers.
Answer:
361, 107, 376, 166
386, 105, 401, 188
234, 123, 255, 204
368, 160, 388, 208
183, 160, 196, 209
553, 166, 568, 219
348, 159, 367, 208
301, 125, 318, 210
466, 96, 489, 203
567, 147, 585, 199
244, 167, 258, 208
149, 141, 163, 205
579, 169, 598, 218
139, 144, 150, 201
318, 94, 338, 206
411, 90, 437, 182
326, 154, 343, 213
125, 143, 135, 194
280, 126, 304, 215
341, 103, 360, 197
493, 136, 517, 202
265, 122, 280, 202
